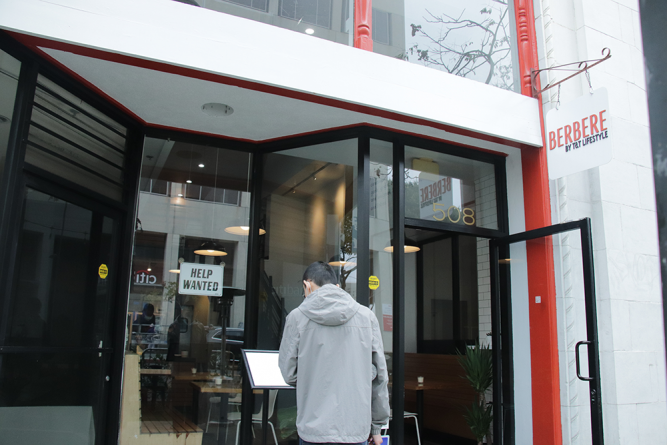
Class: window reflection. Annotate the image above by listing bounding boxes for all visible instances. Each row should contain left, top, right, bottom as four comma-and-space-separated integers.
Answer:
128, 137, 251, 439
372, 0, 518, 91
369, 140, 394, 397
405, 146, 498, 230
0, 49, 21, 185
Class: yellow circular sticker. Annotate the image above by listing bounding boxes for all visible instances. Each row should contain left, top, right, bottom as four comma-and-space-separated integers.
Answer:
369, 276, 380, 290
98, 264, 109, 279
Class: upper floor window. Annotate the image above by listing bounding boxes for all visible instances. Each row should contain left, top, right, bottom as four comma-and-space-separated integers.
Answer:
280, 0, 332, 29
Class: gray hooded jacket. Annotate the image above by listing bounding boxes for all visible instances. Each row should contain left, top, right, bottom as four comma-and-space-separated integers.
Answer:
279, 284, 390, 443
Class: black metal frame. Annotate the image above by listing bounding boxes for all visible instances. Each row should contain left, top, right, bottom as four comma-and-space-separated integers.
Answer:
490, 218, 604, 445
391, 143, 406, 443
0, 30, 517, 445
0, 32, 144, 445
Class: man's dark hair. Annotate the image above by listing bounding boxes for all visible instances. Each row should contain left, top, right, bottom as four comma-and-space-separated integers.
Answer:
303, 261, 338, 287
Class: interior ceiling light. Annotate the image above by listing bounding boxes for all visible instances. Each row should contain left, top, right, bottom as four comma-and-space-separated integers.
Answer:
186, 179, 192, 184
202, 103, 234, 117
305, 28, 315, 35
383, 239, 420, 253
328, 260, 357, 267
198, 163, 205, 168
225, 226, 267, 236
194, 240, 227, 257
383, 245, 421, 253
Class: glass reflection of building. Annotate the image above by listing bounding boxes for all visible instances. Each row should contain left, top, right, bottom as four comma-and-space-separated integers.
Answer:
194, 0, 516, 91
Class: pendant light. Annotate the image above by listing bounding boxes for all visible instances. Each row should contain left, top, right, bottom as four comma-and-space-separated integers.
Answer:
194, 240, 227, 256
224, 226, 267, 236
225, 153, 266, 236
328, 258, 357, 267
383, 238, 420, 253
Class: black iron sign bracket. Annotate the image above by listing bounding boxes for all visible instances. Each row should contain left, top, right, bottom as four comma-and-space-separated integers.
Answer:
531, 48, 612, 98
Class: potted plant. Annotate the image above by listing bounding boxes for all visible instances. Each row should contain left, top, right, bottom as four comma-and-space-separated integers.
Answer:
458, 342, 493, 445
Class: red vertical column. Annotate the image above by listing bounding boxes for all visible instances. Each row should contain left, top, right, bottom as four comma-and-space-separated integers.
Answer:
354, 0, 373, 51
514, 0, 563, 444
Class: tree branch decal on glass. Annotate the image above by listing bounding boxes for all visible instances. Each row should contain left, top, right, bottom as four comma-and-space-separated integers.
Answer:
403, 0, 514, 91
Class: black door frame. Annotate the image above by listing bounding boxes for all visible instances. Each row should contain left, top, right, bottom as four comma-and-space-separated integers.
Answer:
0, 31, 143, 445
490, 218, 604, 445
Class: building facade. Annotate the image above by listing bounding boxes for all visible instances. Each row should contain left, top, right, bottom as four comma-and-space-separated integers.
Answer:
0, 0, 663, 445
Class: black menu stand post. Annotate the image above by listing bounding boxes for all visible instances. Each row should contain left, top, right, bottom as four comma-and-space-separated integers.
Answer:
241, 350, 295, 445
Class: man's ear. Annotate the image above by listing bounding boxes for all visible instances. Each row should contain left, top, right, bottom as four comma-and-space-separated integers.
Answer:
336, 284, 340, 288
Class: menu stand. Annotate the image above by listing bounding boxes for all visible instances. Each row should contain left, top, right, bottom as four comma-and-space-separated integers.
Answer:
241, 350, 294, 445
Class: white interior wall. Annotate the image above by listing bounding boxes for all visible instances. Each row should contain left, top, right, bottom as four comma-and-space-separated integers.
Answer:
534, 0, 666, 444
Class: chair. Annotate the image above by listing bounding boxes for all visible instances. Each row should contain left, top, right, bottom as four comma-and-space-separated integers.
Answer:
205, 397, 226, 438
227, 390, 279, 445
382, 410, 421, 445
204, 392, 245, 438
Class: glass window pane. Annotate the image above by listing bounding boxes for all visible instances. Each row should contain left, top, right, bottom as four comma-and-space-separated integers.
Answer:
0, 352, 107, 445
405, 146, 498, 230
127, 137, 251, 438
0, 49, 21, 185
257, 139, 357, 443
26, 75, 128, 201
369, 139, 394, 384
4, 188, 120, 348
372, 0, 518, 91
180, 0, 347, 47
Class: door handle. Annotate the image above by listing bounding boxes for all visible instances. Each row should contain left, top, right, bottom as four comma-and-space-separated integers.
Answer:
575, 341, 593, 381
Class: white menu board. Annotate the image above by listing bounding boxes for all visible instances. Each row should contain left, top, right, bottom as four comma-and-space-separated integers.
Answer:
242, 350, 294, 389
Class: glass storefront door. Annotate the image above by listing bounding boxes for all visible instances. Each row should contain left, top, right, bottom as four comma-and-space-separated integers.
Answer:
491, 219, 604, 445
0, 182, 121, 445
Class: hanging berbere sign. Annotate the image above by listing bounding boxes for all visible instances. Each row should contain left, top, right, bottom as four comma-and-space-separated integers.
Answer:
546, 87, 612, 180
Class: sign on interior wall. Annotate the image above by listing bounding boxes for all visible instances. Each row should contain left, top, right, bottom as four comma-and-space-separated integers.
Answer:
178, 262, 224, 296
382, 304, 393, 332
546, 88, 612, 179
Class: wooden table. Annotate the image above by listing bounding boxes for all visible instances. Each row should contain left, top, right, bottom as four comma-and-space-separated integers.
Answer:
403, 382, 449, 439
173, 372, 217, 381
139, 368, 172, 375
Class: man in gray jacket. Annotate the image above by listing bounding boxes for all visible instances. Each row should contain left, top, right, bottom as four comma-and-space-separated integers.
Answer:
279, 261, 390, 445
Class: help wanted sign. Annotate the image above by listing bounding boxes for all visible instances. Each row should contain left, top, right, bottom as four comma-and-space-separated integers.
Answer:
179, 263, 224, 296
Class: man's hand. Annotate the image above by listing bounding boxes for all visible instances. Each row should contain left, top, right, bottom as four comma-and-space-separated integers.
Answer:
370, 434, 383, 445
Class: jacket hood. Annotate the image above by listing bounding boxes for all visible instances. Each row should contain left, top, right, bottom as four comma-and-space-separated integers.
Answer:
298, 283, 360, 326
